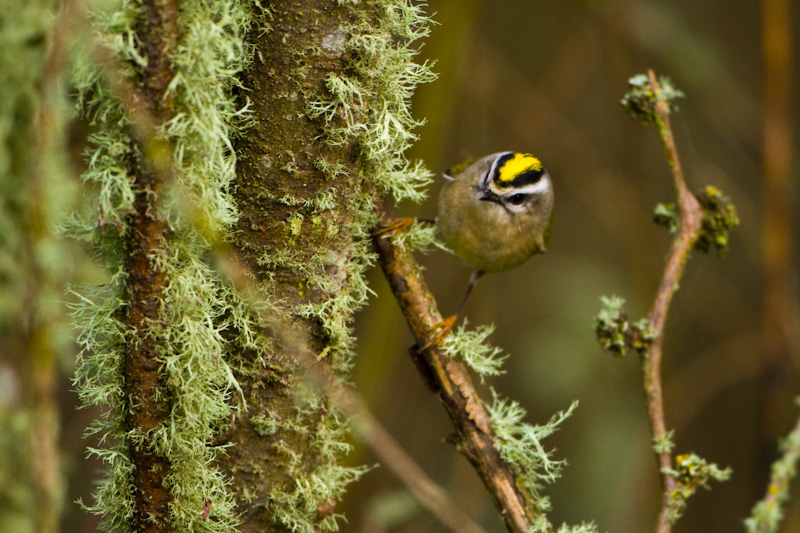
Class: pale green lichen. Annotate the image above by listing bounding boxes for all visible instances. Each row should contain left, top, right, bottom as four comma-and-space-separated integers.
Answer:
268, 402, 368, 532
485, 390, 578, 504
653, 429, 676, 455
218, 2, 438, 530
621, 73, 684, 125
442, 322, 507, 380
551, 523, 600, 533
70, 0, 256, 530
745, 404, 800, 533
251, 410, 282, 437
386, 219, 447, 254
307, 0, 437, 204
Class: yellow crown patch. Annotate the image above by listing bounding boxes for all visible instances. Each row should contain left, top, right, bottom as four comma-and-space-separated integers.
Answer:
497, 153, 542, 183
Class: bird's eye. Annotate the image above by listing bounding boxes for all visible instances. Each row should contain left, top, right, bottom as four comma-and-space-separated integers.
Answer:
508, 193, 526, 205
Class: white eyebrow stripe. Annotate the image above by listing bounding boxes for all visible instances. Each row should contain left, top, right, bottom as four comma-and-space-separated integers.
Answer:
482, 151, 513, 189
505, 178, 550, 196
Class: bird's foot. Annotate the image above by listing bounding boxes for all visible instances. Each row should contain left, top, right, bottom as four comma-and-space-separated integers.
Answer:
420, 315, 458, 350
372, 217, 416, 237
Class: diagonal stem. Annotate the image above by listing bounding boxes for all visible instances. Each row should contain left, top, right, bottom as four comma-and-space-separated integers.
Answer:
372, 199, 546, 533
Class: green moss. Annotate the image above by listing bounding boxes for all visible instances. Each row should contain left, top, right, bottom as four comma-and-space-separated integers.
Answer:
70, 0, 257, 530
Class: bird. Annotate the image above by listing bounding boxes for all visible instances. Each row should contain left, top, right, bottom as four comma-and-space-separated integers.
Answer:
376, 151, 554, 348
429, 151, 554, 346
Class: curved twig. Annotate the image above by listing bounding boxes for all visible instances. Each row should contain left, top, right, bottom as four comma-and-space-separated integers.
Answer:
643, 70, 703, 533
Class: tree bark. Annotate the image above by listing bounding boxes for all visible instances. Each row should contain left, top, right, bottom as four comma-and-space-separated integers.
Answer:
220, 2, 371, 529
123, 0, 178, 529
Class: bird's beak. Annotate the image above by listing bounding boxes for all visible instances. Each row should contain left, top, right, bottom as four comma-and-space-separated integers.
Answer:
479, 190, 501, 203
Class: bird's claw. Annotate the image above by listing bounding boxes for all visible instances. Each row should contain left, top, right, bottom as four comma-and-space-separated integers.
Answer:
420, 315, 458, 350
372, 217, 416, 237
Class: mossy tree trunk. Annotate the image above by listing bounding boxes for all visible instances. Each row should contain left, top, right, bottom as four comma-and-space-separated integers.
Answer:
73, 0, 430, 530
219, 3, 373, 529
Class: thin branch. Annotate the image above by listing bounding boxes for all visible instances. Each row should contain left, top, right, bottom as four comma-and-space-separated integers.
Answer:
339, 387, 487, 533
642, 70, 703, 533
372, 199, 545, 533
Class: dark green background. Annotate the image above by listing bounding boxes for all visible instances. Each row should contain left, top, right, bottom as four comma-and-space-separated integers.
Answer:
348, 1, 800, 531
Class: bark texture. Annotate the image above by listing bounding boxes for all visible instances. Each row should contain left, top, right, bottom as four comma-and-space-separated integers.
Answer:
221, 2, 370, 529
123, 0, 177, 529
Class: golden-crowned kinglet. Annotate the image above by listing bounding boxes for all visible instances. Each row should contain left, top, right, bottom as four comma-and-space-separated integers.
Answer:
435, 152, 554, 331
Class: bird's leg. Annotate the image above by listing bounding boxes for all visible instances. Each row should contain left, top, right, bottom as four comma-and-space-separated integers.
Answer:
421, 270, 484, 349
373, 217, 436, 236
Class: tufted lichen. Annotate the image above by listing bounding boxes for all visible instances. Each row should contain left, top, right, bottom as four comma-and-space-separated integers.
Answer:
211, 1, 439, 530
70, 0, 256, 530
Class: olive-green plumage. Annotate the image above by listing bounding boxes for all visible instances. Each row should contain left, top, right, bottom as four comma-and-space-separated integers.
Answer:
438, 152, 554, 273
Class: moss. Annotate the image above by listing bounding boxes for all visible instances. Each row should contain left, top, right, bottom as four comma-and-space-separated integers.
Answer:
70, 0, 256, 530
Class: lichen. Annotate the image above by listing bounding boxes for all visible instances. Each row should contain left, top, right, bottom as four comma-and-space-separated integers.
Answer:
594, 295, 656, 357
663, 453, 731, 523
485, 390, 578, 506
307, 0, 437, 204
621, 73, 684, 125
268, 402, 368, 532
442, 321, 508, 380
70, 0, 256, 530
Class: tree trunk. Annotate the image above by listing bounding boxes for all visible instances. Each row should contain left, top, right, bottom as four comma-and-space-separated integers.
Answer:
219, 1, 379, 530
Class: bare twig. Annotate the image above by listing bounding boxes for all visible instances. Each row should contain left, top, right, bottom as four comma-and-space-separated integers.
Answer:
372, 199, 545, 533
642, 70, 703, 533
339, 387, 487, 533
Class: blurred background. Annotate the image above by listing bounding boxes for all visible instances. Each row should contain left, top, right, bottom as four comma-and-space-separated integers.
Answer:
347, 0, 800, 531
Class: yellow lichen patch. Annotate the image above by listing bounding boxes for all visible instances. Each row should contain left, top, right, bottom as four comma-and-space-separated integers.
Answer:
497, 153, 542, 183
